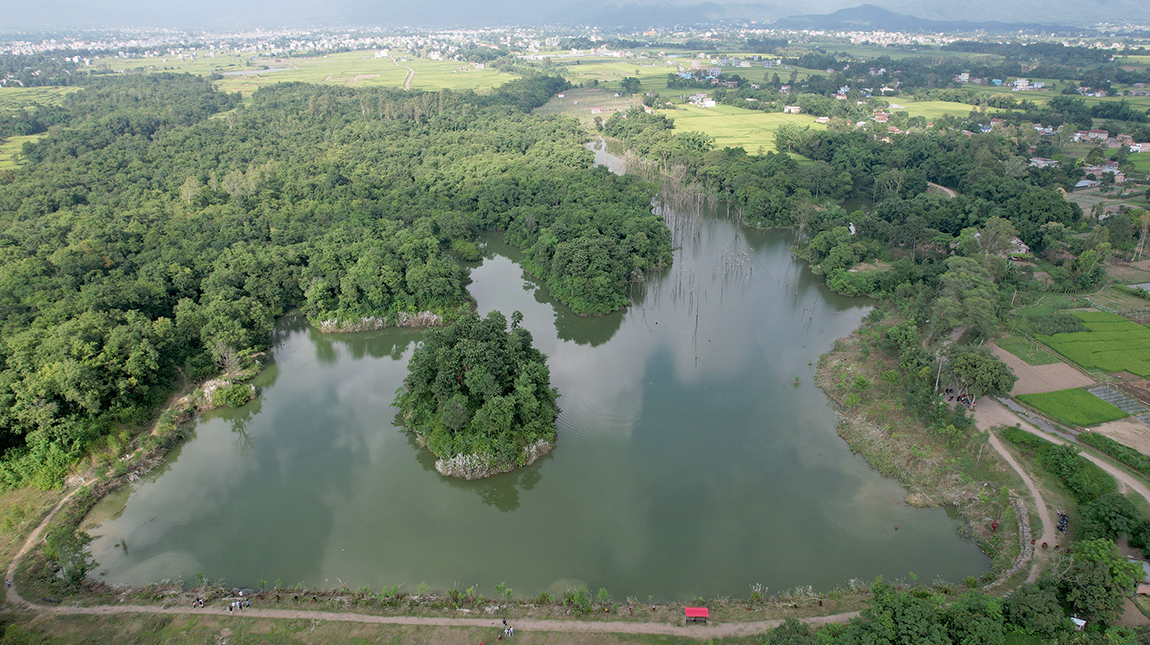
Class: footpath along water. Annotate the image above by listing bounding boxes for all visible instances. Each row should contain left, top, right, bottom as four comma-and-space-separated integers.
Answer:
83, 150, 988, 600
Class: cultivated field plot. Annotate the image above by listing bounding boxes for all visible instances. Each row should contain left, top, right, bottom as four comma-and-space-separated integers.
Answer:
667, 104, 825, 153
1039, 311, 1150, 377
881, 99, 979, 121
0, 133, 45, 170
554, 57, 679, 92
96, 51, 517, 95
1017, 387, 1130, 427
532, 87, 640, 125
996, 336, 1061, 366
0, 86, 79, 114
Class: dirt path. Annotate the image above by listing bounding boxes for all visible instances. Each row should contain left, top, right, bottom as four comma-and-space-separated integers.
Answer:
989, 344, 1096, 395
981, 400, 1150, 504
974, 399, 1057, 582
8, 602, 860, 637
392, 57, 414, 90
976, 397, 1150, 578
927, 182, 957, 199
3, 487, 859, 639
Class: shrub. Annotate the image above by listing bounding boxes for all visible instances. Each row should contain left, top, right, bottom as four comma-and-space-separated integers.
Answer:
214, 383, 253, 408
1079, 492, 1139, 541
1079, 432, 1150, 479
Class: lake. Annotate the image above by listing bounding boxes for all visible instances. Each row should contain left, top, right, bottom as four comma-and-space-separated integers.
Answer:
83, 164, 988, 600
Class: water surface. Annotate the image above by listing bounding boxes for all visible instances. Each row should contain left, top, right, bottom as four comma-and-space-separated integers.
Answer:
85, 207, 987, 600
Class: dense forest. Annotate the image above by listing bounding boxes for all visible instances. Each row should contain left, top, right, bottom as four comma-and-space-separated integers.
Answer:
0, 72, 671, 489
394, 310, 559, 479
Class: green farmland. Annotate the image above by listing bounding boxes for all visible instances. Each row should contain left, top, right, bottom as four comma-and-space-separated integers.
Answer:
0, 133, 45, 170
667, 104, 825, 153
95, 50, 518, 95
881, 99, 980, 121
1039, 311, 1150, 377
0, 86, 79, 114
1017, 388, 1130, 427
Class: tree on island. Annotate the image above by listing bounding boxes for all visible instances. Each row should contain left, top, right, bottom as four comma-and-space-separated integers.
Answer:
393, 310, 559, 480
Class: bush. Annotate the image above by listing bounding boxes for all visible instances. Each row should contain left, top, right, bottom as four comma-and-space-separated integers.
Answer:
1004, 581, 1065, 637
999, 429, 1116, 504
1079, 432, 1150, 479
214, 383, 253, 408
1078, 492, 1139, 541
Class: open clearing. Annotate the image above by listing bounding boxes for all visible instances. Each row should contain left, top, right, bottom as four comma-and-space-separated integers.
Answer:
1094, 419, 1150, 457
879, 99, 979, 121
0, 133, 46, 170
991, 344, 1094, 395
94, 50, 518, 96
995, 337, 1061, 367
0, 86, 78, 114
666, 104, 825, 153
1017, 388, 1130, 427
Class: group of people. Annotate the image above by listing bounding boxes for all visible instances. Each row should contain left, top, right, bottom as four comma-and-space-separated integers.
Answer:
479, 618, 515, 644
228, 599, 251, 612
944, 388, 977, 410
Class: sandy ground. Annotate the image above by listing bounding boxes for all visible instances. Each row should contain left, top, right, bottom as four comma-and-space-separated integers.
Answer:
1094, 419, 1150, 456
991, 344, 1096, 395
1117, 598, 1150, 627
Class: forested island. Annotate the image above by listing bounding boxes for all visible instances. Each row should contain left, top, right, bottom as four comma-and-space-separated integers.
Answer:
394, 310, 559, 479
0, 72, 671, 489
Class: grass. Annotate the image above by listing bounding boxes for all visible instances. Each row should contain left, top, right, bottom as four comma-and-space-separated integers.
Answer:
0, 86, 78, 114
996, 337, 1061, 366
666, 104, 825, 154
555, 57, 681, 93
0, 133, 45, 170
1010, 294, 1093, 318
881, 99, 980, 121
95, 50, 518, 96
1039, 311, 1150, 377
1016, 388, 1130, 427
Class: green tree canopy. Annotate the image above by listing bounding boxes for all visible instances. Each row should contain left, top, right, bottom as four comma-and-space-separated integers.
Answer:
393, 310, 559, 479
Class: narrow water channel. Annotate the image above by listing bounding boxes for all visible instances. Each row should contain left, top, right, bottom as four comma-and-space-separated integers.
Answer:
83, 148, 988, 600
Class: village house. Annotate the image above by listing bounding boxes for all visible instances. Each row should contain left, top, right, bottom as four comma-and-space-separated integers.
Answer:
783, 105, 801, 114
1029, 157, 1059, 168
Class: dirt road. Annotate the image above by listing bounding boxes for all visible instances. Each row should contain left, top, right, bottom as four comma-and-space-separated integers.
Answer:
392, 57, 414, 90
974, 398, 1057, 582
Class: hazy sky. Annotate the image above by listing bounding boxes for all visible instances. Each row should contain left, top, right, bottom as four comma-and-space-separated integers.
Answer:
0, 0, 1142, 32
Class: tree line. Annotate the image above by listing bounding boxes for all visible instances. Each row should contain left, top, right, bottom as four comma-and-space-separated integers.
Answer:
0, 71, 670, 488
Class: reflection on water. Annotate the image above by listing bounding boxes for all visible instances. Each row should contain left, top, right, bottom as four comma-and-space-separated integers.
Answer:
85, 202, 989, 600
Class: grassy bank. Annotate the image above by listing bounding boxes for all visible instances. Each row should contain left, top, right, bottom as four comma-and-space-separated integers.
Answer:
815, 319, 1026, 578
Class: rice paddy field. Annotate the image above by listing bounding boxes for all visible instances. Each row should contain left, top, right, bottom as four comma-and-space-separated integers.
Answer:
553, 57, 680, 92
1039, 311, 1150, 378
1017, 387, 1130, 427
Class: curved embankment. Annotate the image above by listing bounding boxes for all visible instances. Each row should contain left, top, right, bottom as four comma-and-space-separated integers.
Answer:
4, 487, 858, 638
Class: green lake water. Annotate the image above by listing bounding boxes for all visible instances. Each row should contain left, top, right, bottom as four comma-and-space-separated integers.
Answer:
84, 201, 988, 601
